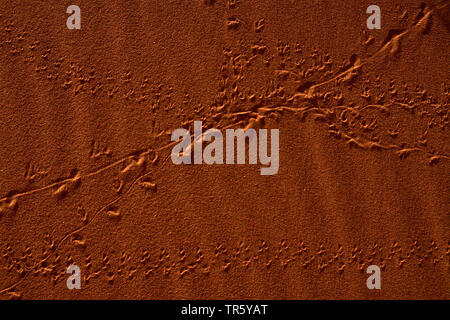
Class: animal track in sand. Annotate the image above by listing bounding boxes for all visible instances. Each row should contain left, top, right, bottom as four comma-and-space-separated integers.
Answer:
0, 1, 448, 299
0, 238, 447, 298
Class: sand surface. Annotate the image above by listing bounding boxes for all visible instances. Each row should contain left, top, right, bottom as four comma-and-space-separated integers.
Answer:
0, 0, 449, 299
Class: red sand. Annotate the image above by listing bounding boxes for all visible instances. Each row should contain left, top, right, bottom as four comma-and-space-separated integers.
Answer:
0, 0, 448, 299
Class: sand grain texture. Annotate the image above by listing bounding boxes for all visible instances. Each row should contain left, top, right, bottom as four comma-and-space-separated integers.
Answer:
0, 0, 449, 299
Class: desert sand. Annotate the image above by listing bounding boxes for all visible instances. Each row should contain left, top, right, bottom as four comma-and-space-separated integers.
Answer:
0, 0, 448, 299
